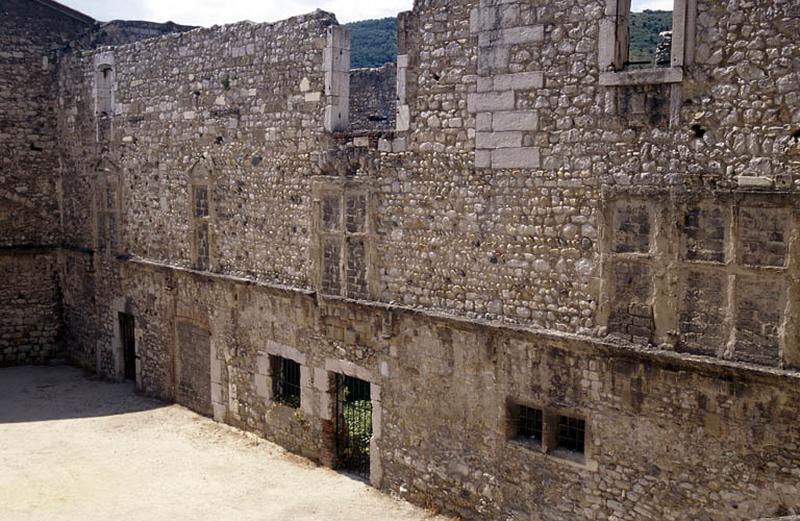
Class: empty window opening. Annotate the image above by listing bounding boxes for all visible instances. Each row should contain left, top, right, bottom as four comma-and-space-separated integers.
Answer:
556, 415, 586, 454
510, 403, 543, 445
270, 356, 301, 408
334, 374, 372, 480
621, 0, 674, 70
347, 17, 397, 69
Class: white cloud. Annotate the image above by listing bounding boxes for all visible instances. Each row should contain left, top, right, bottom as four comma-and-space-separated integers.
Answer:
631, 0, 674, 12
59, 0, 413, 25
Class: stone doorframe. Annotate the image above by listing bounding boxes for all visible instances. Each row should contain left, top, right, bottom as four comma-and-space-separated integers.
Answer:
254, 340, 314, 417
107, 297, 140, 385
321, 358, 383, 488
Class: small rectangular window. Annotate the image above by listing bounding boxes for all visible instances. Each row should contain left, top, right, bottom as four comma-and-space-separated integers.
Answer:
556, 415, 586, 454
271, 356, 301, 408
513, 404, 543, 444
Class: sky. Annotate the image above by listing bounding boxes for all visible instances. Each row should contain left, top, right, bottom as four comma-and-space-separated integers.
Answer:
59, 0, 414, 25
59, 0, 674, 26
631, 0, 673, 11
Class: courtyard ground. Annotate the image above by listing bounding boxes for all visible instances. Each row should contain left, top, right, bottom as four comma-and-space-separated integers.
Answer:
0, 365, 451, 521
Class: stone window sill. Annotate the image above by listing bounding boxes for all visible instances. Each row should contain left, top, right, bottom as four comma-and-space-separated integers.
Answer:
508, 441, 598, 471
511, 438, 543, 453
600, 67, 683, 87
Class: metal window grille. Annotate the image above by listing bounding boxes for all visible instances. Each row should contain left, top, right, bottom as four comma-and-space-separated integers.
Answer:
271, 356, 301, 408
515, 405, 543, 443
557, 415, 586, 453
335, 374, 372, 480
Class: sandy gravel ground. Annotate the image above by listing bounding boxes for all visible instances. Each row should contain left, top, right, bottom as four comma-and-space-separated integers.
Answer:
0, 365, 452, 521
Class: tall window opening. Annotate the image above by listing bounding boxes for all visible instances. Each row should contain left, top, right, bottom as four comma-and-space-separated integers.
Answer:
189, 161, 213, 271
624, 1, 674, 70
600, 0, 691, 84
96, 172, 121, 255
95, 63, 114, 142
317, 185, 370, 300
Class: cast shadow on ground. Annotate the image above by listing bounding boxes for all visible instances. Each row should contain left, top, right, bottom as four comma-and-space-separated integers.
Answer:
0, 365, 166, 424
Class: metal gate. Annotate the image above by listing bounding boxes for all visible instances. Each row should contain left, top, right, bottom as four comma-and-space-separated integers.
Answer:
118, 312, 136, 381
334, 374, 372, 480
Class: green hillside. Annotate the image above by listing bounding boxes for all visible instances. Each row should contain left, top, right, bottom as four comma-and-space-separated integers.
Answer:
629, 10, 673, 63
346, 18, 397, 69
346, 11, 672, 69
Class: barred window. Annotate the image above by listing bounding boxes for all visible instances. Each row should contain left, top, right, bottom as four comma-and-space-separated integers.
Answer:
556, 415, 586, 454
510, 403, 543, 445
507, 400, 590, 464
270, 356, 301, 408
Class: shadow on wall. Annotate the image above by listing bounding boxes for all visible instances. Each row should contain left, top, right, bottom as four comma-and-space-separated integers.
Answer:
0, 365, 165, 424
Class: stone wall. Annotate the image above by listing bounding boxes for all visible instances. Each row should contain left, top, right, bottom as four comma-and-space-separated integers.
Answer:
110, 258, 800, 521
0, 0, 92, 246
52, 0, 798, 371
0, 0, 90, 366
58, 249, 97, 369
56, 11, 339, 284
373, 0, 800, 368
0, 251, 61, 365
349, 64, 397, 131
89, 20, 195, 47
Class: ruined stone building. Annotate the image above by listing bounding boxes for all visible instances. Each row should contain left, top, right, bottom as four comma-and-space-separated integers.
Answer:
1, 0, 799, 518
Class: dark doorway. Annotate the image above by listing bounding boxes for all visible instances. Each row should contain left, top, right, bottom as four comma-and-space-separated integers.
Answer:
334, 374, 372, 480
118, 312, 136, 381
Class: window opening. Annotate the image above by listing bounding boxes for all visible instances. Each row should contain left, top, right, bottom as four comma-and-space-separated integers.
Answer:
556, 415, 586, 454
623, 0, 674, 70
119, 312, 136, 381
512, 404, 543, 445
192, 183, 211, 271
97, 174, 121, 254
270, 356, 301, 408
334, 374, 372, 480
319, 188, 369, 300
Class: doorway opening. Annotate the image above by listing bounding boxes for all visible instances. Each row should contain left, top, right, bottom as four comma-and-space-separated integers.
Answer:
118, 312, 136, 381
334, 374, 372, 480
